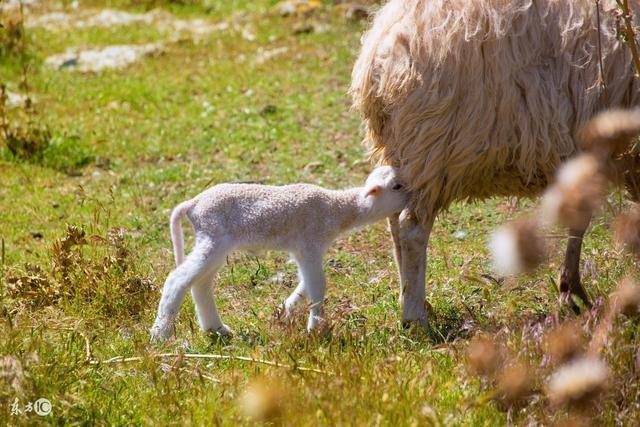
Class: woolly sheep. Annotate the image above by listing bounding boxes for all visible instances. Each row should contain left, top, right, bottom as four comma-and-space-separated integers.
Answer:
151, 166, 408, 341
350, 0, 640, 327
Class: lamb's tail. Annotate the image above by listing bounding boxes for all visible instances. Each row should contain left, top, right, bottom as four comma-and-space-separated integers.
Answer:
170, 200, 193, 266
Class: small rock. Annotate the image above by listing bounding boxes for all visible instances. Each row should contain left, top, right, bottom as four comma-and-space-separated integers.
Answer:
276, 1, 297, 16
327, 258, 345, 270
30, 232, 43, 239
276, 0, 321, 17
46, 43, 164, 73
241, 27, 256, 41
254, 46, 289, 65
270, 271, 288, 283
202, 100, 215, 115
260, 104, 277, 115
304, 161, 323, 172
94, 156, 112, 170
344, 3, 371, 21
293, 22, 314, 34
60, 58, 79, 69
453, 230, 468, 241
5, 91, 29, 108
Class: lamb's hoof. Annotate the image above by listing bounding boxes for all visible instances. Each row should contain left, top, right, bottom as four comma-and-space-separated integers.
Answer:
277, 303, 289, 320
150, 321, 174, 343
307, 316, 331, 337
212, 324, 233, 337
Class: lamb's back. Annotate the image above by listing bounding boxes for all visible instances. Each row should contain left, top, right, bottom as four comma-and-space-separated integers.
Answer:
188, 183, 334, 241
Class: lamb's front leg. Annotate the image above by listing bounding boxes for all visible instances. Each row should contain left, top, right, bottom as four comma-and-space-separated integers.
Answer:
396, 209, 434, 330
295, 253, 326, 331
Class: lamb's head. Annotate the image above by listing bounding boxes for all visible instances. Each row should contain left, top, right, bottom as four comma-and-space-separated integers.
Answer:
361, 166, 408, 218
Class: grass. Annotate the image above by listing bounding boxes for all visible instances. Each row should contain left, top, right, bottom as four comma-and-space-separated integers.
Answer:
0, 1, 638, 425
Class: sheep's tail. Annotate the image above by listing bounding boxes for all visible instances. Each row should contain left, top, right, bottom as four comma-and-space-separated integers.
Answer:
170, 201, 193, 266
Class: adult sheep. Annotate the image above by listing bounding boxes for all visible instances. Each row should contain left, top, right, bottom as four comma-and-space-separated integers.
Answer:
350, 0, 640, 328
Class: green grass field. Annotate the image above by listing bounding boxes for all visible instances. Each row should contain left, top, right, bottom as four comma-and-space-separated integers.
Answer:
1, 1, 638, 425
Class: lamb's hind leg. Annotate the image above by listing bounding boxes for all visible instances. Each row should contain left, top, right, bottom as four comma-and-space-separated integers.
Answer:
283, 281, 306, 318
191, 266, 232, 337
559, 222, 592, 314
293, 253, 326, 331
151, 237, 224, 342
396, 209, 435, 330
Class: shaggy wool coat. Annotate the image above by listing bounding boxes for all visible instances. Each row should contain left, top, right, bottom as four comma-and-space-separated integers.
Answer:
350, 0, 640, 224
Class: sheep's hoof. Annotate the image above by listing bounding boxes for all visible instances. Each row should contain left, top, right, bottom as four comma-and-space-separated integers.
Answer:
150, 321, 174, 343
558, 274, 592, 314
401, 316, 430, 332
401, 300, 432, 331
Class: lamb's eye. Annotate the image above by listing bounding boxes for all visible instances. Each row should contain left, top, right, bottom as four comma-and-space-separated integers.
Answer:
392, 183, 403, 190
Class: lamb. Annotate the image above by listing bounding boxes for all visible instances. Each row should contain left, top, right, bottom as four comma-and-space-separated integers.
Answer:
349, 0, 640, 328
150, 166, 408, 341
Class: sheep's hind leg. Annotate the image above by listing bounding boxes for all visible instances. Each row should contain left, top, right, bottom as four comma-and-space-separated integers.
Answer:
397, 209, 434, 330
151, 237, 223, 342
559, 224, 592, 314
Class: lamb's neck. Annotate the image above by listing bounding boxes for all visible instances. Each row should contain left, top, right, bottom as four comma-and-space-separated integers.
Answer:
333, 187, 381, 232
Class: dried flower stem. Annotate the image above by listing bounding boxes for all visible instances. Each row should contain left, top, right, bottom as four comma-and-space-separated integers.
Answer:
17, 0, 31, 109
587, 309, 615, 356
0, 237, 4, 288
617, 0, 640, 78
595, 0, 608, 99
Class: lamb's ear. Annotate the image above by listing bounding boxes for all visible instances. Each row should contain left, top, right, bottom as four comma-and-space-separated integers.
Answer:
365, 185, 381, 198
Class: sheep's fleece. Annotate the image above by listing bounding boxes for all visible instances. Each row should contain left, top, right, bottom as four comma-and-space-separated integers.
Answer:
351, 0, 640, 224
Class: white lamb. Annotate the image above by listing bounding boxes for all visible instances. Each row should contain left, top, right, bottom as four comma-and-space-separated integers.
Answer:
151, 166, 408, 341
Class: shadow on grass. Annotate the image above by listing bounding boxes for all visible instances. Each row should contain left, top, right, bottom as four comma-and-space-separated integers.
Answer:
1, 132, 94, 175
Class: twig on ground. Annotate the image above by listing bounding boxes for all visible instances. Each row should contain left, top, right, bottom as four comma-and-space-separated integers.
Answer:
160, 363, 220, 383
91, 352, 329, 374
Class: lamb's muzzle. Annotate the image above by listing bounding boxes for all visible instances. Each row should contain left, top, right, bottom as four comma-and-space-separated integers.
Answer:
151, 166, 408, 341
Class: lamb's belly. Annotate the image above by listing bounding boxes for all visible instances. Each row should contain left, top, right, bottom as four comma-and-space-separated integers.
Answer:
235, 233, 296, 255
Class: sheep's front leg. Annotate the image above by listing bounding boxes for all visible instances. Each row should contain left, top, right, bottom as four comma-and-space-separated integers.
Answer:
396, 209, 434, 330
388, 213, 403, 278
296, 254, 326, 331
559, 224, 592, 313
